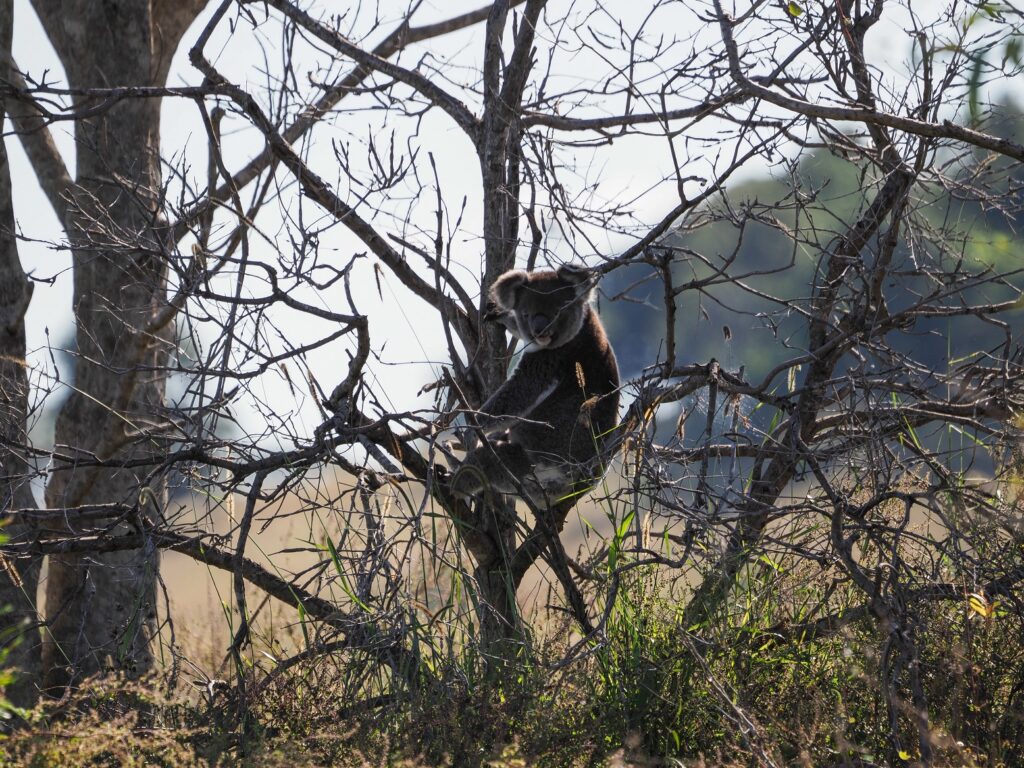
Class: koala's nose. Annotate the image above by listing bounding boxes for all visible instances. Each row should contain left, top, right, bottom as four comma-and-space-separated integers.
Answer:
530, 313, 551, 336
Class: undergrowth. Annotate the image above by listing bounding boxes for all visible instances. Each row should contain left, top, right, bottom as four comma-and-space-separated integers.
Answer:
2, 555, 1021, 767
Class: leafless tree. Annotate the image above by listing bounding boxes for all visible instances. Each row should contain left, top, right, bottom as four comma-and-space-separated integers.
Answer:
0, 0, 40, 707
1, 1, 1022, 761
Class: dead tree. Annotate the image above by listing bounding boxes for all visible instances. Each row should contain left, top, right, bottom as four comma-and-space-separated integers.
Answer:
0, 0, 40, 706
1, 4, 1022, 760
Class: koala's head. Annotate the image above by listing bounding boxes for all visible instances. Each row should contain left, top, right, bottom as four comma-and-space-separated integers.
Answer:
489, 265, 595, 349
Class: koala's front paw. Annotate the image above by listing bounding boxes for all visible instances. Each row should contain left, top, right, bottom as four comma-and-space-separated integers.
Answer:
457, 426, 480, 453
510, 465, 568, 509
534, 464, 569, 494
448, 462, 486, 500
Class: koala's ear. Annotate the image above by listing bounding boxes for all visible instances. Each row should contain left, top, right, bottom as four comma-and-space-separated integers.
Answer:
490, 270, 528, 309
556, 265, 596, 300
556, 264, 589, 283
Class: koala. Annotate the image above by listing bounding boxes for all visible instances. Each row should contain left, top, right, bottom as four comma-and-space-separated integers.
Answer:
453, 265, 620, 509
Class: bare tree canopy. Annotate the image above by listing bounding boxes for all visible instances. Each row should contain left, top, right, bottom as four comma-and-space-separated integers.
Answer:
1, 0, 1023, 764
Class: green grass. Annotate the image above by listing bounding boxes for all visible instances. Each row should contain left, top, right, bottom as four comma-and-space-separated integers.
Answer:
3, 557, 1022, 767
4, 488, 1024, 767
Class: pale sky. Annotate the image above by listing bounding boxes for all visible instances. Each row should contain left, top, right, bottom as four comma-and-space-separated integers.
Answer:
7, 0, 1006, 446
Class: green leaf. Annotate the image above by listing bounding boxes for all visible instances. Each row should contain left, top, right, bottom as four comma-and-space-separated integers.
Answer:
296, 601, 311, 648
787, 1, 804, 16
616, 508, 636, 541
968, 592, 997, 619
758, 553, 782, 572
1005, 37, 1022, 67
968, 54, 984, 125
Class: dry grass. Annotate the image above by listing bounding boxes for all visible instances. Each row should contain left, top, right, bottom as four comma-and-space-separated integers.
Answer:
3, 575, 1021, 768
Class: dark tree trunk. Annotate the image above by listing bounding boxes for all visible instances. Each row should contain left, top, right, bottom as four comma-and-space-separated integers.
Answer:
0, 0, 42, 706
30, 0, 205, 691
461, 0, 547, 669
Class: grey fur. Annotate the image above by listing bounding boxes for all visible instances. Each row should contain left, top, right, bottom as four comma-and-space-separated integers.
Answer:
454, 266, 620, 509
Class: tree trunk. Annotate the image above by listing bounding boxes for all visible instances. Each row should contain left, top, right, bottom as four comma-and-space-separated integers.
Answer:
472, 502, 526, 669
30, 0, 204, 691
0, 0, 42, 706
463, 0, 546, 670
